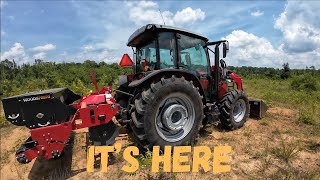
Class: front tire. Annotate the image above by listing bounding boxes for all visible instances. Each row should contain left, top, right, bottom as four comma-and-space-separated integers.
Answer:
218, 90, 249, 130
131, 76, 204, 149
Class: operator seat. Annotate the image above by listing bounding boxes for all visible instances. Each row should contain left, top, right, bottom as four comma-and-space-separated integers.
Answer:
185, 54, 191, 66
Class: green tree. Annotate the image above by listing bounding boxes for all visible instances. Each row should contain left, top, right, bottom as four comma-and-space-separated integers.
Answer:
280, 63, 290, 79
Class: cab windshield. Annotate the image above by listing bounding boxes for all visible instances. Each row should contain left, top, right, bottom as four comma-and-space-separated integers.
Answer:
136, 32, 176, 73
135, 32, 208, 74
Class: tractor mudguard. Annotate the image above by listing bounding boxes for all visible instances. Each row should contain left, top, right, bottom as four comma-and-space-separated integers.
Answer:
229, 72, 243, 90
128, 69, 206, 102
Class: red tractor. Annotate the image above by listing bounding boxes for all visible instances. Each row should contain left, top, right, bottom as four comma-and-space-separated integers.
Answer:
2, 24, 267, 164
114, 24, 250, 148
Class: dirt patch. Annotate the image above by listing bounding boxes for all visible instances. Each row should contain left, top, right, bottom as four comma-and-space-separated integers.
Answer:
0, 127, 29, 153
268, 107, 296, 118
0, 127, 32, 179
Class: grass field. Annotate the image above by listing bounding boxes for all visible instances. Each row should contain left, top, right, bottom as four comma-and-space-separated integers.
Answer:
244, 77, 320, 126
0, 76, 319, 179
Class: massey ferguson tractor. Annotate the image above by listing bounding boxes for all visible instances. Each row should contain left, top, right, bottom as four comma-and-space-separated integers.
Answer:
2, 24, 267, 164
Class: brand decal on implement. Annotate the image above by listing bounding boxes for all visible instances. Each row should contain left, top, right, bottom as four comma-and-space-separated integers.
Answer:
23, 95, 50, 102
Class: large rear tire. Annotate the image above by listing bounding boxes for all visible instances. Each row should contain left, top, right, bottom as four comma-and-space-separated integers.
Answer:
218, 89, 249, 130
131, 76, 204, 149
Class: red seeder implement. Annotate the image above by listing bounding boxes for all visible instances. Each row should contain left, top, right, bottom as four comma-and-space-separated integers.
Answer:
3, 81, 118, 163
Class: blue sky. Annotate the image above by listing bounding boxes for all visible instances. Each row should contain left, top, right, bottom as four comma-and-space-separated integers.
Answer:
1, 0, 320, 69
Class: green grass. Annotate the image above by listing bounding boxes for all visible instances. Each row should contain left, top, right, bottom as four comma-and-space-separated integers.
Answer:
271, 138, 301, 163
259, 119, 269, 126
298, 110, 317, 125
138, 149, 153, 169
244, 77, 320, 126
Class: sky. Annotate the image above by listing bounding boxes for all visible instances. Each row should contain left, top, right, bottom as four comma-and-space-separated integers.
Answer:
1, 0, 320, 69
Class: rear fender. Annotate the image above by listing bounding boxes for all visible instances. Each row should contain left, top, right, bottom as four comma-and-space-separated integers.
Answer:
229, 72, 243, 90
128, 69, 206, 103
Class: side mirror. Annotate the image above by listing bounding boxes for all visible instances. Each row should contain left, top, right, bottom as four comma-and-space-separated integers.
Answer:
119, 54, 133, 67
223, 41, 229, 58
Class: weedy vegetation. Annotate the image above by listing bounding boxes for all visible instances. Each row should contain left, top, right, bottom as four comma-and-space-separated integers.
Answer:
271, 138, 301, 163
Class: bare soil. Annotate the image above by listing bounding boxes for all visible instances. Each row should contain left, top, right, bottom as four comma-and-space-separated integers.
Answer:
0, 107, 319, 179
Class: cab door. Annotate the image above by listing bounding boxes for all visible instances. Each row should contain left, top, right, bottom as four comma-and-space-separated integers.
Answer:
176, 33, 211, 99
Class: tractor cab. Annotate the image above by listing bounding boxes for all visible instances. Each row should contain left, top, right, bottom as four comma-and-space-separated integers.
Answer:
126, 24, 209, 75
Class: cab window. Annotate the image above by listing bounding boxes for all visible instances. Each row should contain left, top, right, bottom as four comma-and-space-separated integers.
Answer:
136, 40, 157, 72
177, 34, 208, 74
158, 32, 176, 69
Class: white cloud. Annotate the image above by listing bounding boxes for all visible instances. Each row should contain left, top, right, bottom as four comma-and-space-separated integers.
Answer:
31, 43, 56, 51
60, 51, 67, 56
7, 15, 15, 20
274, 1, 320, 53
0, 1, 7, 9
1, 30, 5, 36
250, 10, 264, 17
0, 43, 30, 64
81, 45, 94, 51
173, 7, 205, 25
127, 1, 205, 26
126, 0, 157, 8
33, 52, 46, 59
224, 30, 284, 68
224, 30, 320, 69
221, 1, 320, 69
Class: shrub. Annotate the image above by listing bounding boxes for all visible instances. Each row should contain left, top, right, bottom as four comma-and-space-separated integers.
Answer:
291, 74, 319, 91
298, 110, 317, 125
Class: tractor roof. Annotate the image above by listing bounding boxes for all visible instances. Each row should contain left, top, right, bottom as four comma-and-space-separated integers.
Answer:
127, 24, 208, 47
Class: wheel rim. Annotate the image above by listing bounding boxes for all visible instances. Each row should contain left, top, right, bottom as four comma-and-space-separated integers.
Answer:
233, 99, 246, 123
155, 93, 195, 142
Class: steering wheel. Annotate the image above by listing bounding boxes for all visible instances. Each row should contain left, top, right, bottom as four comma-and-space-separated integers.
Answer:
178, 62, 191, 70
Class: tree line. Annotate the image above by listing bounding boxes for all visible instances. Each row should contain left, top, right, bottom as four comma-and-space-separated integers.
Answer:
228, 63, 319, 79
0, 59, 132, 96
0, 59, 319, 97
